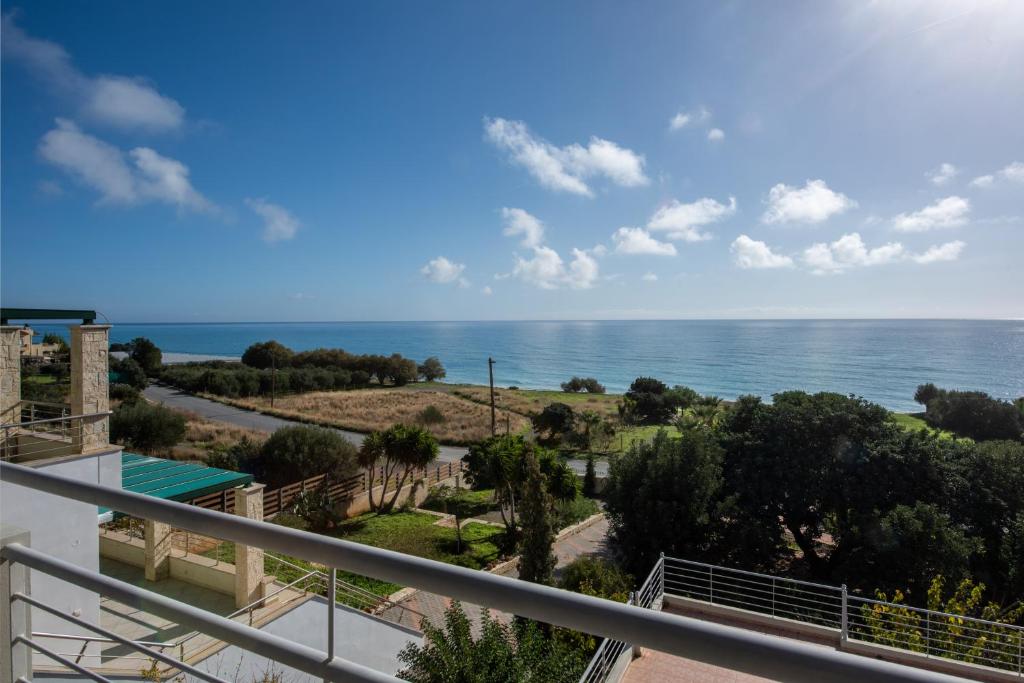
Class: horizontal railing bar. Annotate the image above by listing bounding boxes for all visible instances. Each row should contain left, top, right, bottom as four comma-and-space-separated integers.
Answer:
1, 411, 111, 429
14, 636, 112, 683
848, 614, 1021, 641
847, 597, 1024, 632
664, 557, 842, 592
664, 569, 843, 601
3, 462, 972, 683
29, 630, 176, 649
3, 543, 397, 683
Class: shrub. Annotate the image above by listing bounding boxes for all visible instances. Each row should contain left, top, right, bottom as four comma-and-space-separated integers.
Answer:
532, 403, 575, 440
109, 383, 142, 403
559, 557, 632, 602
554, 495, 600, 529
923, 388, 1023, 441
583, 453, 597, 497
254, 426, 358, 489
291, 485, 340, 532
110, 402, 186, 453
561, 376, 605, 394
418, 356, 446, 382
110, 357, 148, 390
914, 383, 941, 407
129, 337, 162, 375
416, 405, 446, 425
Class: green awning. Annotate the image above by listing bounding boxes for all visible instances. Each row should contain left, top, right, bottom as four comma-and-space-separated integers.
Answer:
101, 453, 253, 516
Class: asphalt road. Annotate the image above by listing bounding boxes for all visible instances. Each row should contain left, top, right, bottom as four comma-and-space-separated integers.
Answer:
143, 383, 608, 475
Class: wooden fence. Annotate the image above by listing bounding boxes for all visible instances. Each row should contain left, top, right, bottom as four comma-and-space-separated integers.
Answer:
186, 460, 467, 520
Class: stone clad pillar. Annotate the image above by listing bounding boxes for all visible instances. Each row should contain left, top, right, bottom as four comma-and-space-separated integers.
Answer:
234, 484, 266, 608
69, 325, 110, 452
144, 520, 172, 581
0, 326, 21, 427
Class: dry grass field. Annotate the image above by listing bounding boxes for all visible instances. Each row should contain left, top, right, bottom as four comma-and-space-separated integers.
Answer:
168, 409, 268, 462
234, 389, 531, 444
450, 386, 622, 420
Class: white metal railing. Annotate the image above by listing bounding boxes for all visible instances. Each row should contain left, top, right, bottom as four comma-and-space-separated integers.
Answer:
0, 410, 111, 462
662, 557, 1024, 677
0, 462, 975, 683
579, 555, 664, 683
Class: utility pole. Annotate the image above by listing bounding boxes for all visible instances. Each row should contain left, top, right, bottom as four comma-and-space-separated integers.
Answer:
488, 357, 496, 436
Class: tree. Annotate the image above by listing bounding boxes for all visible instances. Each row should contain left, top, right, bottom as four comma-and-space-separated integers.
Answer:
129, 337, 162, 375
518, 452, 556, 585
110, 402, 186, 453
432, 485, 474, 553
42, 332, 69, 353
255, 426, 358, 489
560, 377, 605, 394
463, 435, 577, 539
358, 424, 439, 512
110, 357, 148, 390
923, 389, 1023, 441
418, 357, 446, 382
620, 377, 697, 425
604, 429, 724, 575
914, 383, 941, 407
388, 354, 419, 386
242, 341, 294, 370
583, 453, 597, 498
397, 602, 585, 683
532, 403, 575, 441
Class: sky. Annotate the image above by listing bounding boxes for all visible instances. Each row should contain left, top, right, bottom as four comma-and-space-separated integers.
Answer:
2, 0, 1023, 322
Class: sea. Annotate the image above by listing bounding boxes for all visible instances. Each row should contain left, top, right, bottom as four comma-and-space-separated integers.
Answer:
31, 319, 1024, 412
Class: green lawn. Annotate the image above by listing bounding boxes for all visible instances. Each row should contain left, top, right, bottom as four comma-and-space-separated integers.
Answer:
890, 412, 961, 440
600, 424, 671, 455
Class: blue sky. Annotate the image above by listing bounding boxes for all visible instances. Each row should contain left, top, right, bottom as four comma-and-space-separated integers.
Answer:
2, 1, 1022, 322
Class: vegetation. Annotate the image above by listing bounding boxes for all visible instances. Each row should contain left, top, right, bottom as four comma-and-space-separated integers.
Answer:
560, 376, 605, 394
618, 377, 699, 425
252, 425, 358, 489
128, 337, 163, 375
914, 384, 1023, 441
518, 452, 557, 585
417, 356, 446, 382
531, 402, 576, 441
604, 390, 1024, 611
463, 435, 578, 540
450, 386, 621, 421
582, 453, 597, 497
241, 340, 294, 369
42, 332, 69, 352
559, 557, 632, 603
212, 389, 530, 445
358, 424, 439, 512
110, 401, 186, 453
110, 356, 148, 390
553, 496, 601, 531
398, 602, 585, 683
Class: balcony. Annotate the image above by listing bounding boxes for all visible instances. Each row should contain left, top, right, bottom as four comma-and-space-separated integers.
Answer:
0, 461, 978, 683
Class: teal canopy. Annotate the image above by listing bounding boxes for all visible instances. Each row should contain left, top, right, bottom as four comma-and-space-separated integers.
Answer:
103, 453, 253, 515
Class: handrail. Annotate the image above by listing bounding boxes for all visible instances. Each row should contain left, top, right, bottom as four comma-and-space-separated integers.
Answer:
847, 594, 1024, 633
665, 557, 841, 592
0, 461, 971, 683
31, 631, 177, 649
1, 410, 112, 430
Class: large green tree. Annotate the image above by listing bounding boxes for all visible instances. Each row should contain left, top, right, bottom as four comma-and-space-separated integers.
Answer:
518, 452, 556, 585
129, 337, 162, 375
110, 402, 185, 453
604, 429, 724, 575
255, 425, 358, 489
241, 340, 294, 369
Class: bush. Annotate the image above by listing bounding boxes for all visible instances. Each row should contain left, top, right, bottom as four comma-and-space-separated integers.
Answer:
418, 357, 446, 382
110, 357, 148, 390
914, 383, 941, 407
554, 495, 600, 529
561, 377, 606, 394
416, 405, 446, 425
923, 388, 1023, 441
532, 403, 575, 440
559, 557, 632, 602
109, 383, 142, 403
110, 402, 186, 453
129, 337, 162, 375
254, 426, 358, 489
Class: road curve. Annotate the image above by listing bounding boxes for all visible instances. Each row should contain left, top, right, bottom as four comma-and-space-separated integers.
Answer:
143, 383, 608, 475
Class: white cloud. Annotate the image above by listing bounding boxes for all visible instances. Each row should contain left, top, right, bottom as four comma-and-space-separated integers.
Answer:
484, 117, 648, 196
131, 148, 213, 212
802, 233, 904, 274
39, 119, 136, 203
642, 272, 658, 282
246, 198, 300, 242
612, 227, 677, 256
926, 163, 958, 186
39, 118, 213, 211
481, 286, 493, 296
420, 256, 466, 284
892, 196, 969, 232
969, 175, 995, 188
2, 14, 184, 132
1001, 161, 1024, 183
707, 128, 725, 142
647, 196, 736, 242
501, 207, 545, 249
912, 240, 965, 264
762, 179, 857, 225
668, 107, 710, 131
730, 235, 793, 269
511, 246, 566, 289
567, 248, 599, 289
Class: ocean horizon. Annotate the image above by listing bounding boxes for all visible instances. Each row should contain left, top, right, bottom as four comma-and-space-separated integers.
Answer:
31, 319, 1024, 412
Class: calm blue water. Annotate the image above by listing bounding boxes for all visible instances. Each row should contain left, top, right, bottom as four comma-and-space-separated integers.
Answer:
32, 320, 1024, 411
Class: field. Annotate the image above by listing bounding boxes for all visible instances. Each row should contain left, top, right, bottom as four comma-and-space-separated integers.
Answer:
448, 385, 622, 420
167, 409, 269, 462
227, 388, 532, 444
890, 412, 960, 440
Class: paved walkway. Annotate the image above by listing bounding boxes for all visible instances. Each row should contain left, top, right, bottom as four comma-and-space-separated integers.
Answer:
144, 383, 607, 475
380, 515, 611, 633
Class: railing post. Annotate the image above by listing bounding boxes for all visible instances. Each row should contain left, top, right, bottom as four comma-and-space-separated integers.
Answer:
840, 584, 848, 645
326, 567, 336, 679
1, 527, 32, 683
925, 610, 930, 658
709, 565, 714, 604
772, 576, 776, 618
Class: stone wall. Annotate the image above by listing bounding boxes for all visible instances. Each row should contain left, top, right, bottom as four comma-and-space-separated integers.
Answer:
0, 326, 21, 425
70, 324, 110, 452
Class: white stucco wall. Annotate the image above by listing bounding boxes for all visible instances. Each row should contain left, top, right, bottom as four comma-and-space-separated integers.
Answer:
0, 448, 122, 665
